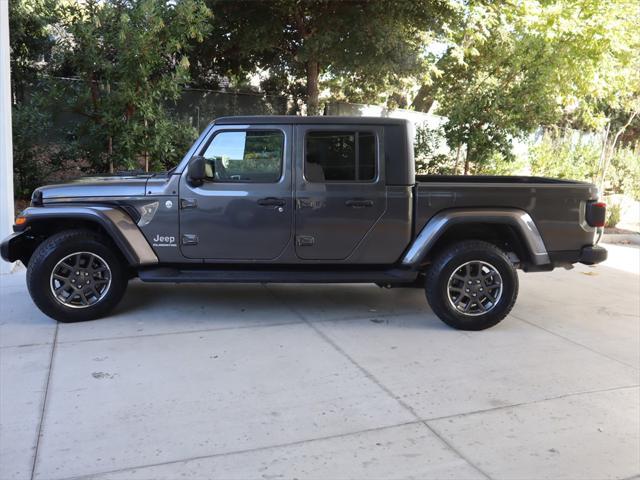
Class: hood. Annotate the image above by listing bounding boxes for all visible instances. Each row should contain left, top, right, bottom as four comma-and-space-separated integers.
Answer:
35, 174, 155, 202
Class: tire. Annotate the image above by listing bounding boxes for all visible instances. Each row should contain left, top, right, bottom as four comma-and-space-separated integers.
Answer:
26, 230, 128, 322
425, 240, 518, 330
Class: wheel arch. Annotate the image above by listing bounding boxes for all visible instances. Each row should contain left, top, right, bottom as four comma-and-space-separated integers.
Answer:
402, 208, 550, 269
13, 205, 158, 267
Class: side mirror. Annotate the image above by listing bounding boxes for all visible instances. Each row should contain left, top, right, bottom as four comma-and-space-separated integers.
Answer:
187, 156, 207, 187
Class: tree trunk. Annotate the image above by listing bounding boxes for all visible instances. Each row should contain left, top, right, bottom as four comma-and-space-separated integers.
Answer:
306, 61, 320, 116
463, 143, 471, 175
411, 83, 435, 113
108, 136, 113, 174
597, 123, 610, 177
453, 144, 462, 174
599, 109, 639, 192
106, 81, 113, 174
144, 118, 149, 172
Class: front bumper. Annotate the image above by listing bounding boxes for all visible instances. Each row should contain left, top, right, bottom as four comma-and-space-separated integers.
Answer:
1, 230, 31, 263
579, 245, 608, 265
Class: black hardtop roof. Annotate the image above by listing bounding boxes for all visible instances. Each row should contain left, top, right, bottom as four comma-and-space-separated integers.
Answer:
213, 115, 410, 126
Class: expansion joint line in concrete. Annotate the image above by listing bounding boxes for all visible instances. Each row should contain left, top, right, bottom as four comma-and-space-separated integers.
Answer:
263, 284, 494, 480
0, 310, 426, 351
60, 384, 640, 480
511, 313, 639, 371
30, 322, 59, 480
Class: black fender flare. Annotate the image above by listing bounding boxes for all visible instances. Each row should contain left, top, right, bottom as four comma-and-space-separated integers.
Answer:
14, 205, 158, 266
401, 208, 550, 268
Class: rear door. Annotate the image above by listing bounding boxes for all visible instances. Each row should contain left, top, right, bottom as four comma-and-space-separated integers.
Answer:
294, 124, 386, 260
179, 125, 293, 260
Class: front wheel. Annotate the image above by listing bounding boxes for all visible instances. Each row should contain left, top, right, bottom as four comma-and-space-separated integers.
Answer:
27, 230, 128, 322
425, 240, 519, 330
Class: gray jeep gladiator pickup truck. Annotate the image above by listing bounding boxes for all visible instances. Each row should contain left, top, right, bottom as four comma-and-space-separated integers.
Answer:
1, 116, 608, 330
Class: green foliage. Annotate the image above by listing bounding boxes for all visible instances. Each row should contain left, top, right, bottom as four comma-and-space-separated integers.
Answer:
529, 134, 600, 182
605, 203, 621, 228
55, 0, 210, 172
476, 152, 526, 176
414, 124, 456, 174
12, 92, 54, 197
414, 123, 526, 176
607, 148, 640, 201
11, 82, 85, 196
425, 0, 640, 172
528, 130, 640, 199
8, 0, 56, 101
9, 0, 212, 195
195, 0, 458, 113
9, 0, 640, 195
9, 0, 63, 195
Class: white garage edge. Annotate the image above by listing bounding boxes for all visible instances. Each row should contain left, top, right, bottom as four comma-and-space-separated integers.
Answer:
1, 0, 16, 275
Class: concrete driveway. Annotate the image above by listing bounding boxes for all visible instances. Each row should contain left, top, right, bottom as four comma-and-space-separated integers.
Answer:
1, 243, 639, 480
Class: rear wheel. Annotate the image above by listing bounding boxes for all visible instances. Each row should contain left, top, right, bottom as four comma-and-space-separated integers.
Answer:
425, 240, 518, 330
27, 230, 128, 322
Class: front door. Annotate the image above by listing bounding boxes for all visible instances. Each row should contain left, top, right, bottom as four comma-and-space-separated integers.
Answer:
294, 124, 386, 260
179, 125, 293, 260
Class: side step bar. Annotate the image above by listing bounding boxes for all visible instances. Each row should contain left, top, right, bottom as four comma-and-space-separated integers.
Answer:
138, 267, 418, 284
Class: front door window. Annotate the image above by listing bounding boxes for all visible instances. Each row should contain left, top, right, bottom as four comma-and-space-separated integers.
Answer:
202, 130, 284, 183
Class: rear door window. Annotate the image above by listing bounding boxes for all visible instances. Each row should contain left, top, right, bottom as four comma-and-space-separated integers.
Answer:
305, 131, 376, 182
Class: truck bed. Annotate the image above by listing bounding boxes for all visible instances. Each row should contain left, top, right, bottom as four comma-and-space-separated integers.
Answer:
414, 175, 599, 254
416, 175, 587, 185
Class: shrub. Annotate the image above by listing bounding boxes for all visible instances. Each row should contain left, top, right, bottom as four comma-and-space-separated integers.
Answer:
476, 151, 527, 175
528, 130, 640, 200
529, 133, 600, 182
605, 202, 622, 228
607, 148, 640, 201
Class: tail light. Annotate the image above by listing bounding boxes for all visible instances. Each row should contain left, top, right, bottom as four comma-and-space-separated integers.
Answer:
586, 201, 606, 227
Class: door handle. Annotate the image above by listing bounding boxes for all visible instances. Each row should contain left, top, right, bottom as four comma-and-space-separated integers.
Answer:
297, 198, 326, 209
257, 197, 286, 207
181, 234, 199, 246
180, 198, 197, 209
345, 199, 374, 208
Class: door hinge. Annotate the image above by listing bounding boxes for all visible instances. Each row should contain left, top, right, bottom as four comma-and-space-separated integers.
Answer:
296, 235, 315, 247
180, 198, 197, 209
181, 234, 199, 246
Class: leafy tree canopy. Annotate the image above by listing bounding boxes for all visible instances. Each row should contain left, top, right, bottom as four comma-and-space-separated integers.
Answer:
418, 0, 640, 171
8, 0, 639, 197
54, 0, 211, 172
192, 0, 458, 113
9, 0, 57, 101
